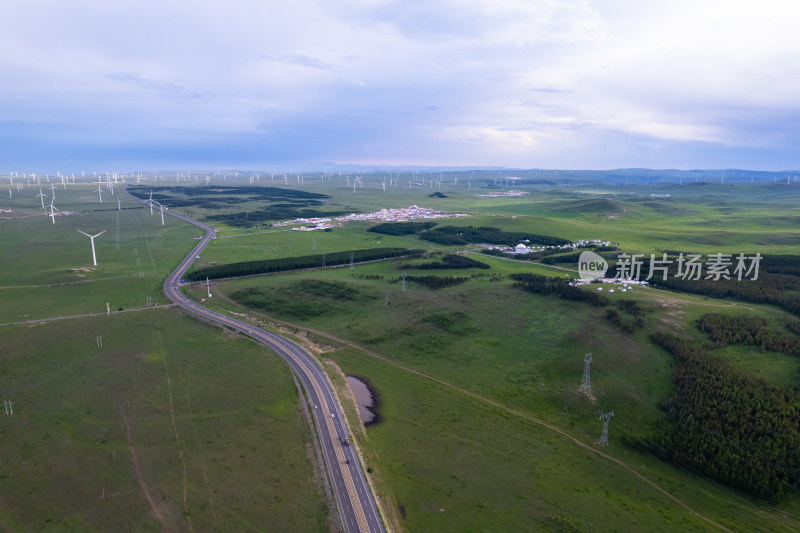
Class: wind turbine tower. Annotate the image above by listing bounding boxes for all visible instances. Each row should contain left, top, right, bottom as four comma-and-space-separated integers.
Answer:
77, 230, 107, 266
35, 189, 47, 209
48, 200, 59, 224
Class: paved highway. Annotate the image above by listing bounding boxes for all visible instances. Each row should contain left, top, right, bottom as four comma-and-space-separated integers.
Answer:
125, 188, 386, 533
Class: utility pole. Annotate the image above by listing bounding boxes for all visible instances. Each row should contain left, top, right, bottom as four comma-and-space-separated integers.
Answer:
580, 353, 592, 394
599, 411, 614, 446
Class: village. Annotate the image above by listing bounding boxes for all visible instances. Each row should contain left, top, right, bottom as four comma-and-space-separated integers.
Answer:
478, 238, 617, 255
273, 205, 469, 231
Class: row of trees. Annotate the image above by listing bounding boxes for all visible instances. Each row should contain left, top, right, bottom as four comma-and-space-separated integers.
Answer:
398, 275, 470, 290
368, 221, 438, 235
629, 333, 800, 501
187, 248, 424, 281
509, 273, 609, 307
419, 226, 571, 247
397, 254, 490, 270
696, 313, 800, 355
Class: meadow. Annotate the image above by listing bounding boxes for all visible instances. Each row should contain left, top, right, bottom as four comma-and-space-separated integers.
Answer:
0, 184, 202, 322
174, 173, 800, 531
0, 182, 330, 531
0, 308, 329, 532
5, 172, 800, 531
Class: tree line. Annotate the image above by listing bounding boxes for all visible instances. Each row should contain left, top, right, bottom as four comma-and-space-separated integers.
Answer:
368, 221, 438, 235
397, 254, 490, 270
396, 275, 470, 290
418, 226, 571, 247
186, 248, 424, 281
509, 273, 609, 307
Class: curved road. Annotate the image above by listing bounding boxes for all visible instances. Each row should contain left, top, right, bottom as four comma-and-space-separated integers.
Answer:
125, 188, 385, 533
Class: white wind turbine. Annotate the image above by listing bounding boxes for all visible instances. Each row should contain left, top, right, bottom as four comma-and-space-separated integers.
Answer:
35, 188, 47, 209
96, 185, 103, 203
152, 199, 167, 225
76, 230, 106, 266
48, 199, 59, 224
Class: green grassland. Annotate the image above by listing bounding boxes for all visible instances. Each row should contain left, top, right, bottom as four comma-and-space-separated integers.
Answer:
189, 264, 800, 531
0, 184, 203, 322
0, 183, 330, 531
171, 175, 800, 531
6, 174, 800, 531
156, 178, 800, 272
0, 308, 328, 532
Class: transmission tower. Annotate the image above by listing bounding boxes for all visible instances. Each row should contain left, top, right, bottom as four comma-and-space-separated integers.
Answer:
401, 272, 407, 292
599, 410, 614, 446
579, 353, 592, 394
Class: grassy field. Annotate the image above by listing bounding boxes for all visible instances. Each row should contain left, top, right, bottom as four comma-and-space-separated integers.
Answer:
171, 175, 800, 531
188, 261, 800, 531
6, 174, 800, 531
0, 308, 328, 532
154, 178, 800, 275
0, 184, 203, 322
0, 183, 330, 531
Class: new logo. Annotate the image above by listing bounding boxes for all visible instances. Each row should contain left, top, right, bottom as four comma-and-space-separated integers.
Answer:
578, 251, 608, 281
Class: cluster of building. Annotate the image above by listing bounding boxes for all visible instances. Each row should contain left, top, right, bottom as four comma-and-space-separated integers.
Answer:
477, 191, 528, 198
276, 205, 468, 231
272, 217, 340, 231
570, 278, 649, 290
336, 205, 468, 223
0, 208, 13, 213
480, 239, 617, 255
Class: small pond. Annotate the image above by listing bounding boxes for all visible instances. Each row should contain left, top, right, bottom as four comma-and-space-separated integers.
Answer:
346, 376, 377, 424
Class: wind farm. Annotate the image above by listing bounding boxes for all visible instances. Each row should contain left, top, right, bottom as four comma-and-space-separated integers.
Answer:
4, 169, 800, 532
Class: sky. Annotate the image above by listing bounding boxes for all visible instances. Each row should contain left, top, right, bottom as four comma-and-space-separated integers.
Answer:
1, 0, 799, 171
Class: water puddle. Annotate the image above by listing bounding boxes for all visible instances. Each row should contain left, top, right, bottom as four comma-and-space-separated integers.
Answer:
346, 376, 378, 424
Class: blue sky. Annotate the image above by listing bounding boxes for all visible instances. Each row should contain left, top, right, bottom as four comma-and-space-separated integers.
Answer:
2, 0, 799, 171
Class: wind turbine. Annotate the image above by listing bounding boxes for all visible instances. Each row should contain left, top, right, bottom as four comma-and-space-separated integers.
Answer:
148, 191, 154, 215
48, 199, 59, 224
96, 185, 103, 203
76, 230, 106, 266
35, 188, 47, 209
154, 200, 167, 225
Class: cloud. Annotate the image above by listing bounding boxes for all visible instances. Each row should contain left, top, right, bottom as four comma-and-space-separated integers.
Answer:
259, 54, 338, 71
0, 1, 798, 169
